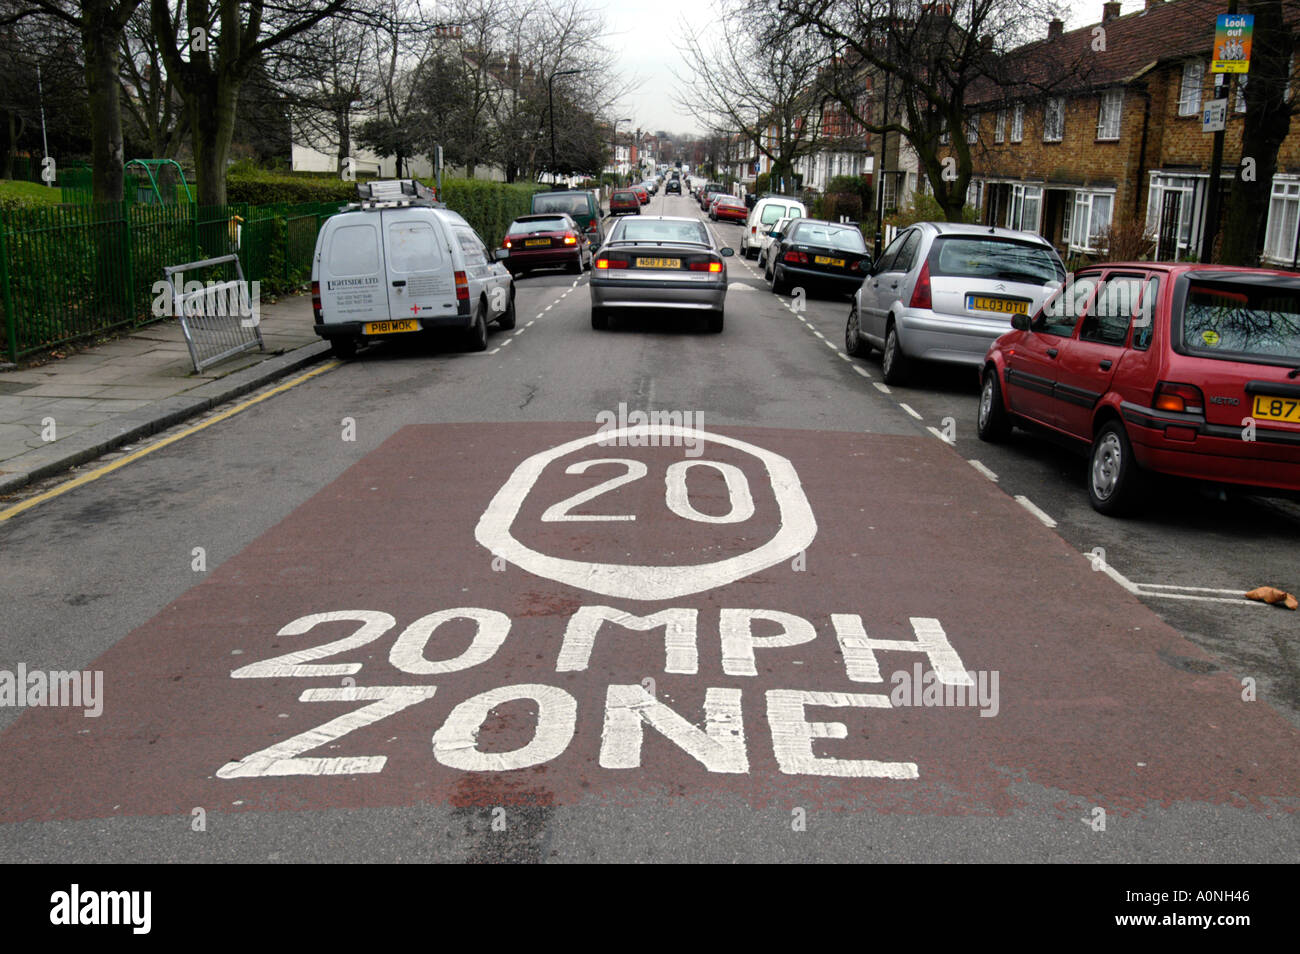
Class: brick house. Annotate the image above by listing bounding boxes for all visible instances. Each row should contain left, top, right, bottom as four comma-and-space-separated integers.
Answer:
952, 0, 1298, 266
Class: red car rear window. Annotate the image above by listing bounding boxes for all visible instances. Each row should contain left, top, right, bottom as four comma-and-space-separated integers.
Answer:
1180, 280, 1300, 364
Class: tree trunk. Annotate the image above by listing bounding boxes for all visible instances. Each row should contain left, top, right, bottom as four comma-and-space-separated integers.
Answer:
82, 3, 127, 203
191, 74, 241, 206
336, 110, 351, 172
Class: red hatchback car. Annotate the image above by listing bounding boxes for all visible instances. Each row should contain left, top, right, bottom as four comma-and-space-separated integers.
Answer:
632, 186, 650, 205
609, 190, 641, 215
712, 195, 747, 223
979, 263, 1300, 515
500, 213, 590, 276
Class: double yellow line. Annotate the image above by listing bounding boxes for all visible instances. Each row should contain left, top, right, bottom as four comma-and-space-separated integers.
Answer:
0, 361, 339, 523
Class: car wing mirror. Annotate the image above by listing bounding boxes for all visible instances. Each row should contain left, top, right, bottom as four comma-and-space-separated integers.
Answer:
1010, 313, 1030, 332
720, 247, 734, 257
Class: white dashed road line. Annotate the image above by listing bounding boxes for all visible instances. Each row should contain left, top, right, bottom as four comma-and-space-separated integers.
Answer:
926, 426, 953, 444
967, 460, 999, 482
1015, 495, 1058, 528
899, 402, 922, 420
873, 381, 891, 394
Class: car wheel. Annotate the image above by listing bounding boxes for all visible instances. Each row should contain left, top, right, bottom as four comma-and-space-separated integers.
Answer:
329, 336, 358, 360
591, 307, 609, 330
497, 292, 517, 330
464, 303, 488, 352
881, 323, 909, 385
1088, 420, 1145, 516
772, 264, 790, 296
977, 368, 1012, 442
845, 305, 870, 357
705, 309, 724, 333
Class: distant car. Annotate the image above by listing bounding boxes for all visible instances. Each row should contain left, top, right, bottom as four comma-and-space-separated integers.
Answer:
756, 215, 795, 270
765, 218, 872, 297
590, 215, 735, 333
979, 263, 1300, 515
531, 189, 603, 247
610, 189, 641, 215
698, 182, 724, 211
500, 213, 591, 276
741, 195, 806, 258
712, 195, 747, 223
665, 178, 681, 195
846, 222, 1065, 386
633, 185, 650, 204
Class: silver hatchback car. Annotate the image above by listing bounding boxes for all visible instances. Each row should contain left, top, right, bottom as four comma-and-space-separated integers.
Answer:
845, 222, 1065, 384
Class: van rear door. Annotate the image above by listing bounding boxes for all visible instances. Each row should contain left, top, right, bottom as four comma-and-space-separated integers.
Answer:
380, 210, 456, 323
318, 216, 388, 326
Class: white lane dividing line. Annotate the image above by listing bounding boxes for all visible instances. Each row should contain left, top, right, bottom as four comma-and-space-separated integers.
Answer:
1084, 554, 1262, 606
837, 352, 852, 361
487, 347, 501, 355
823, 340, 838, 351
526, 320, 535, 327
899, 402, 922, 420
499, 338, 512, 347
812, 329, 826, 338
926, 426, 954, 444
1014, 495, 1057, 528
968, 460, 999, 482
852, 365, 871, 378
873, 381, 891, 394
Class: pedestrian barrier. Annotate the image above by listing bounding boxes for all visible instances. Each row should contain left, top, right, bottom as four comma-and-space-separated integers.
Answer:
163, 254, 264, 373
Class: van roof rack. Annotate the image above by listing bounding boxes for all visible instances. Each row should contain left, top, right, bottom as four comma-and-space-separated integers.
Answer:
347, 179, 443, 210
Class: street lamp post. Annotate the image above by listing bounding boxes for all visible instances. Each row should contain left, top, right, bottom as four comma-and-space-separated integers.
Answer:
548, 68, 583, 185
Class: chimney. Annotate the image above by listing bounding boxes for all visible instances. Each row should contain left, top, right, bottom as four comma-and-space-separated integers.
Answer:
1048, 17, 1064, 38
1144, 0, 1162, 9
1102, 1, 1121, 20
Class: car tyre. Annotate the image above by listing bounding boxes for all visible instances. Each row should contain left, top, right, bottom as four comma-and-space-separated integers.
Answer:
464, 303, 489, 352
977, 368, 1012, 442
591, 307, 609, 330
705, 309, 724, 333
881, 323, 909, 385
772, 264, 790, 296
497, 293, 517, 330
845, 304, 870, 357
330, 336, 358, 360
1088, 420, 1145, 516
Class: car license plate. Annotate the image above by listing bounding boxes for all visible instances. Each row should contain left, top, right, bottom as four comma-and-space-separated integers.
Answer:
363, 319, 419, 335
525, 238, 550, 246
967, 295, 1029, 315
637, 258, 680, 269
1251, 394, 1300, 423
814, 255, 845, 267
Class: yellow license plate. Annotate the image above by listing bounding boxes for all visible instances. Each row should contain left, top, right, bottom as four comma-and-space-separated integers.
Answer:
525, 238, 550, 246
967, 295, 1029, 315
814, 256, 845, 267
1252, 394, 1300, 423
637, 258, 680, 269
364, 319, 419, 335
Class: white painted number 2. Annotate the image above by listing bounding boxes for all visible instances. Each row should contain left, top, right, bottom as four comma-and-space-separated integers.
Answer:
540, 457, 754, 524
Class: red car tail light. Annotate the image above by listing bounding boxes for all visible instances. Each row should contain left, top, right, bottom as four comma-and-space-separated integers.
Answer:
1153, 381, 1205, 414
454, 270, 469, 300
688, 259, 723, 272
595, 257, 628, 270
909, 260, 932, 310
563, 233, 578, 245
783, 250, 809, 264
588, 218, 597, 229
311, 281, 321, 321
504, 239, 513, 248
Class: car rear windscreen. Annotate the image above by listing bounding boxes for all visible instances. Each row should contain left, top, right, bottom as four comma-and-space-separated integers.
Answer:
617, 220, 709, 244
931, 237, 1064, 283
794, 225, 866, 251
1180, 281, 1300, 364
508, 217, 568, 234
533, 194, 590, 217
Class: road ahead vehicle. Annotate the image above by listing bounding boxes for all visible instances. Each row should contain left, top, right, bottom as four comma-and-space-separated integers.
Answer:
765, 218, 871, 297
610, 189, 641, 215
978, 263, 1300, 515
846, 222, 1065, 385
633, 185, 650, 205
589, 215, 734, 333
500, 213, 591, 276
741, 195, 806, 258
665, 178, 681, 195
531, 189, 604, 247
698, 182, 725, 211
312, 180, 514, 358
712, 194, 747, 223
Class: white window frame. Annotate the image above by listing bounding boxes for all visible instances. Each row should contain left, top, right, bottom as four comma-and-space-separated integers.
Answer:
1097, 90, 1122, 140
1179, 61, 1204, 116
1005, 183, 1042, 232
1263, 176, 1300, 264
994, 109, 1007, 143
966, 178, 984, 213
1070, 191, 1115, 253
1043, 98, 1064, 142
1011, 103, 1024, 142
1146, 174, 1200, 259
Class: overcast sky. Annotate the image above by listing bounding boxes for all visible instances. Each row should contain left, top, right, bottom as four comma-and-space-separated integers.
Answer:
599, 0, 1121, 137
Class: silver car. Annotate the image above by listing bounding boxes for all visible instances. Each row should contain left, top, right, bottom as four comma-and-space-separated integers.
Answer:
846, 222, 1065, 384
590, 216, 734, 332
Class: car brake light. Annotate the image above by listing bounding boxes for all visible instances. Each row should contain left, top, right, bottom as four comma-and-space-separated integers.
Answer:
909, 261, 932, 309
1153, 381, 1205, 414
563, 233, 578, 245
688, 260, 723, 272
311, 280, 321, 321
504, 239, 512, 248
595, 257, 628, 269
454, 270, 469, 300
751, 226, 756, 234
783, 250, 809, 264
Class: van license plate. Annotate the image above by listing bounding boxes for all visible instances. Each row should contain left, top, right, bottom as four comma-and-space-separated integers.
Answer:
1252, 395, 1300, 423
364, 319, 419, 335
967, 295, 1029, 315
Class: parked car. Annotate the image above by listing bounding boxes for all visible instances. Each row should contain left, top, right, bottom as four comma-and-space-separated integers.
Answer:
531, 189, 604, 248
590, 215, 735, 333
665, 178, 681, 195
741, 195, 806, 258
712, 194, 747, 223
765, 218, 872, 297
312, 180, 514, 358
978, 263, 1300, 514
698, 183, 724, 211
610, 189, 642, 215
633, 185, 650, 204
756, 215, 795, 271
500, 213, 591, 276
845, 222, 1065, 385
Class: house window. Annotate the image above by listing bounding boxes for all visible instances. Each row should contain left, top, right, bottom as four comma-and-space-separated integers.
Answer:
1070, 192, 1114, 252
967, 178, 984, 212
1006, 184, 1042, 232
1043, 98, 1064, 142
994, 109, 1007, 143
882, 172, 898, 213
1097, 90, 1122, 140
1011, 104, 1024, 142
1146, 174, 1199, 258
1179, 61, 1204, 116
966, 114, 979, 143
1263, 177, 1300, 263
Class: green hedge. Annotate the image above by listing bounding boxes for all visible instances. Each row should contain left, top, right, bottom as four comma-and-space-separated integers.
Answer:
226, 166, 361, 205
430, 177, 545, 249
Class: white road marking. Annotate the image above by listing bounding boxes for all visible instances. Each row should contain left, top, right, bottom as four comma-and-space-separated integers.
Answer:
837, 352, 851, 361
766, 690, 918, 778
926, 426, 953, 444
899, 403, 922, 420
433, 684, 576, 771
1014, 495, 1057, 528
823, 340, 837, 351
873, 381, 891, 394
852, 365, 871, 378
812, 330, 825, 338
967, 460, 999, 482
500, 338, 512, 347
487, 347, 501, 355
526, 320, 535, 327
600, 685, 748, 773
1085, 554, 1262, 606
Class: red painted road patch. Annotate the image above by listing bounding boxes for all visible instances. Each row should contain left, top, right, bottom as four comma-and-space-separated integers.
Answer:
0, 423, 1295, 822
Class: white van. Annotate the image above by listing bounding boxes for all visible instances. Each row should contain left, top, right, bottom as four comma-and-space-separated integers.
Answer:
740, 195, 807, 259
311, 180, 515, 358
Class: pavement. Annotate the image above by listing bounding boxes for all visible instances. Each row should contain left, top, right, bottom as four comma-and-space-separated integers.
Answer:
0, 295, 330, 496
